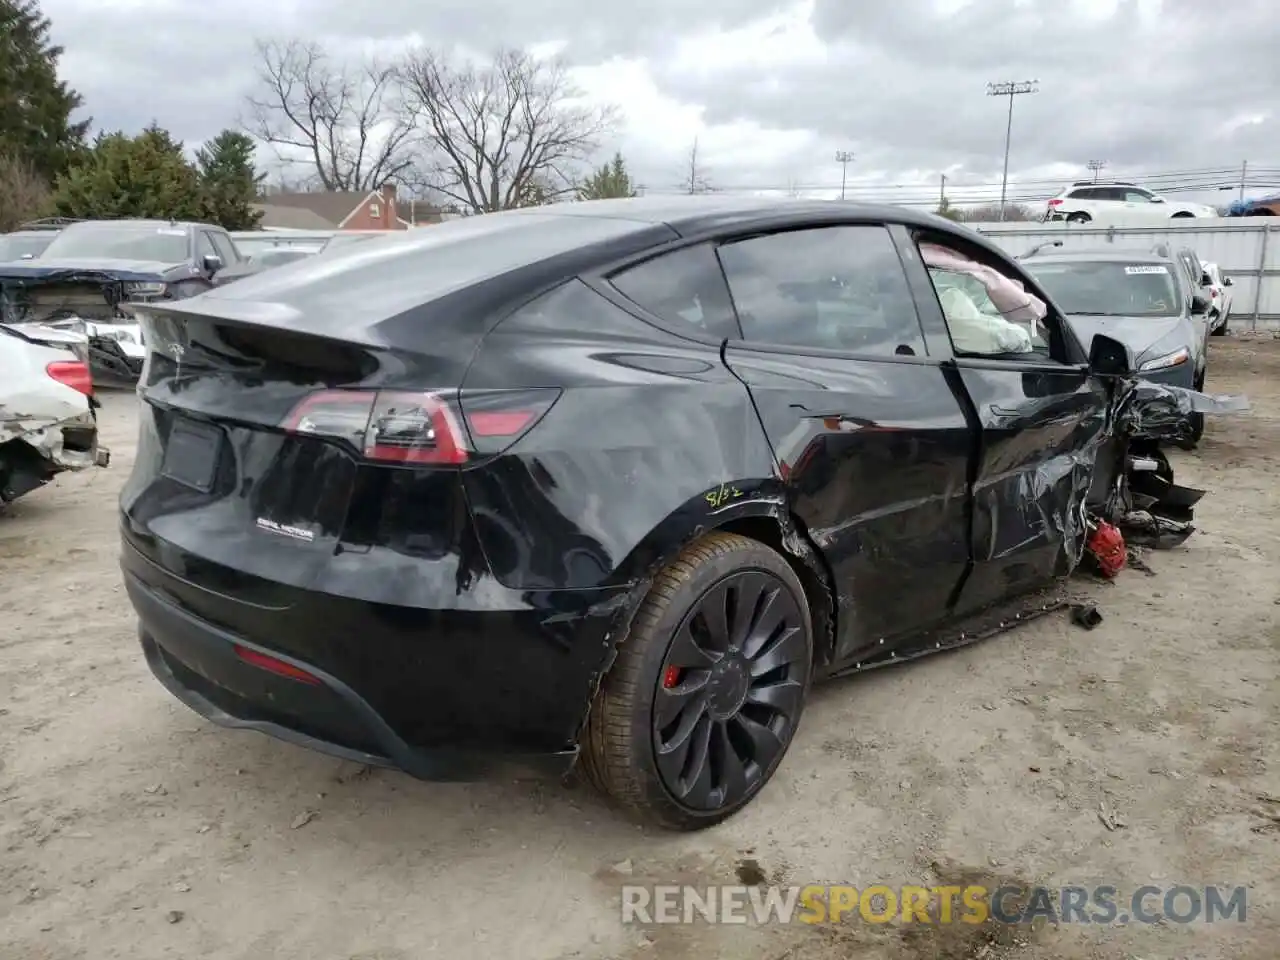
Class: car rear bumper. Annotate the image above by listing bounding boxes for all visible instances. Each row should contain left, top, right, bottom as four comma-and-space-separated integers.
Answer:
119, 518, 642, 780
127, 569, 581, 780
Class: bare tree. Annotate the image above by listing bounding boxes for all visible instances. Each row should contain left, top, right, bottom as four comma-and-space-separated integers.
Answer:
0, 153, 51, 231
243, 40, 416, 192
397, 48, 616, 213
682, 137, 713, 194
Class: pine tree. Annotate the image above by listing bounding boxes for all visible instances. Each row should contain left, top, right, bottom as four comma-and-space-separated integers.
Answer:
0, 0, 90, 181
195, 130, 264, 229
578, 152, 637, 200
52, 124, 204, 220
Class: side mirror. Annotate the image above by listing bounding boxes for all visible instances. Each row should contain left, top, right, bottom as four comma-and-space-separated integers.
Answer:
1190, 294, 1209, 315
20, 253, 34, 260
1224, 276, 1234, 287
202, 254, 223, 275
1088, 333, 1133, 377
1150, 195, 1166, 203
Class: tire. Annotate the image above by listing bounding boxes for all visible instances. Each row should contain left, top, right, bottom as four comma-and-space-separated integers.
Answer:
1175, 372, 1207, 449
1211, 314, 1228, 337
1177, 412, 1205, 449
1066, 212, 1091, 224
581, 531, 814, 830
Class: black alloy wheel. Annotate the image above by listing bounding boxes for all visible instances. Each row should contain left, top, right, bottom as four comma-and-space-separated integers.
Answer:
652, 570, 808, 812
581, 532, 813, 830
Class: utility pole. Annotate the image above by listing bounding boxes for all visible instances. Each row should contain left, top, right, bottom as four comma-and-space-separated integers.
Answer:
939, 173, 947, 209
1086, 160, 1107, 182
986, 79, 1039, 221
1238, 160, 1248, 203
835, 151, 855, 200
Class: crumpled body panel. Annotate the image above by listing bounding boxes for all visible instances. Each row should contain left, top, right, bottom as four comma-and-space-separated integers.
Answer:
1119, 380, 1250, 440
1092, 378, 1249, 550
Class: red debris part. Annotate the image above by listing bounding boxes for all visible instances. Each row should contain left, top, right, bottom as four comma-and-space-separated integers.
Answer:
1087, 521, 1127, 578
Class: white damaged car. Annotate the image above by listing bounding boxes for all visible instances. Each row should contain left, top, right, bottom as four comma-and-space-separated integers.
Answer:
0, 323, 110, 506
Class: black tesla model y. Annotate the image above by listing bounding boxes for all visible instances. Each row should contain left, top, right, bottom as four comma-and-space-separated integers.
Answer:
120, 196, 1131, 830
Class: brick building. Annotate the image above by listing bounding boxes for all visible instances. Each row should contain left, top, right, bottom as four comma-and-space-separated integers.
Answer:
252, 183, 444, 231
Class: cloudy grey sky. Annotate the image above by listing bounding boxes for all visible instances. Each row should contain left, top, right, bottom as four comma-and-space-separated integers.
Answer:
41, 0, 1280, 206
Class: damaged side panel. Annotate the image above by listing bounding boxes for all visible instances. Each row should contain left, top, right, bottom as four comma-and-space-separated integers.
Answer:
948, 361, 1108, 616
720, 344, 973, 662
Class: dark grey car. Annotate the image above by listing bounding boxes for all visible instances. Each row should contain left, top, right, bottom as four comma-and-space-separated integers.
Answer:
1022, 248, 1212, 447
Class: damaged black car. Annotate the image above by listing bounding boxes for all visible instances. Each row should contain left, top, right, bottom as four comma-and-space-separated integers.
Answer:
0, 219, 244, 386
118, 197, 1241, 831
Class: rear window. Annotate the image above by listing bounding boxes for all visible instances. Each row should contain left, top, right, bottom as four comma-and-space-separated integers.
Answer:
609, 243, 739, 337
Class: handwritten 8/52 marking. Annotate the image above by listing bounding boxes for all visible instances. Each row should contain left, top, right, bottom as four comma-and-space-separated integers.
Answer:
705, 483, 744, 509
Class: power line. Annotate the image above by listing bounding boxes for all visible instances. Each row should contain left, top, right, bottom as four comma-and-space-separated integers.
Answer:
1086, 160, 1107, 182
629, 165, 1280, 200
986, 79, 1039, 221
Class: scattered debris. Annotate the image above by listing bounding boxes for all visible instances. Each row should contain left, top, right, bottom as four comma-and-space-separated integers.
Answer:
1098, 799, 1127, 831
289, 811, 316, 830
1029, 766, 1041, 773
1085, 521, 1127, 578
196, 825, 212, 834
736, 858, 768, 886
173, 882, 191, 893
1070, 603, 1103, 630
1257, 793, 1280, 806
165, 910, 184, 924
1126, 548, 1157, 576
143, 784, 166, 796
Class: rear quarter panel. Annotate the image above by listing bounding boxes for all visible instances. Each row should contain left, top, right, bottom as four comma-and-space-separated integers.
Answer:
459, 279, 777, 591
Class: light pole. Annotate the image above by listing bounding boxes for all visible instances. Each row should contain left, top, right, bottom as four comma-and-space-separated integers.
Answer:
1086, 159, 1107, 182
986, 80, 1039, 221
835, 151, 855, 200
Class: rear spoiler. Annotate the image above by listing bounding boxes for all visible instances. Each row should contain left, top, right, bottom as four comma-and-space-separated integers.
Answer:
126, 297, 389, 350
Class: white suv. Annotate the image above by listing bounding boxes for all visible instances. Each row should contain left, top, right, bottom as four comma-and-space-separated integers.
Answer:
1044, 182, 1218, 224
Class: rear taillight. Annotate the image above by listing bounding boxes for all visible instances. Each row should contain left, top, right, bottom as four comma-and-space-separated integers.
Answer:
1047, 198, 1063, 207
280, 387, 559, 464
46, 360, 94, 396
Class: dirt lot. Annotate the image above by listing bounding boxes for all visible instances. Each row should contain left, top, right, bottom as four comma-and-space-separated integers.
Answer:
2, 337, 1279, 960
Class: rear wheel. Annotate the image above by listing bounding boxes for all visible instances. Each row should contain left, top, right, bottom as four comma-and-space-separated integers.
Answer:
1066, 212, 1091, 224
1171, 212, 1195, 219
581, 532, 813, 830
1211, 312, 1228, 336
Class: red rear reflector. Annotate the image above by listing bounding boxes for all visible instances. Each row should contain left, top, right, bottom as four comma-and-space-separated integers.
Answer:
233, 644, 322, 685
46, 360, 94, 396
468, 410, 537, 436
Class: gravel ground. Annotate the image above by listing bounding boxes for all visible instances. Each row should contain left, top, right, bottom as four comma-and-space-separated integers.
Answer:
2, 336, 1278, 960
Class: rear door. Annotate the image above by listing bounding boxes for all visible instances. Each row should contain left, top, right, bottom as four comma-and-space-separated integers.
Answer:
710, 222, 973, 661
904, 227, 1108, 614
